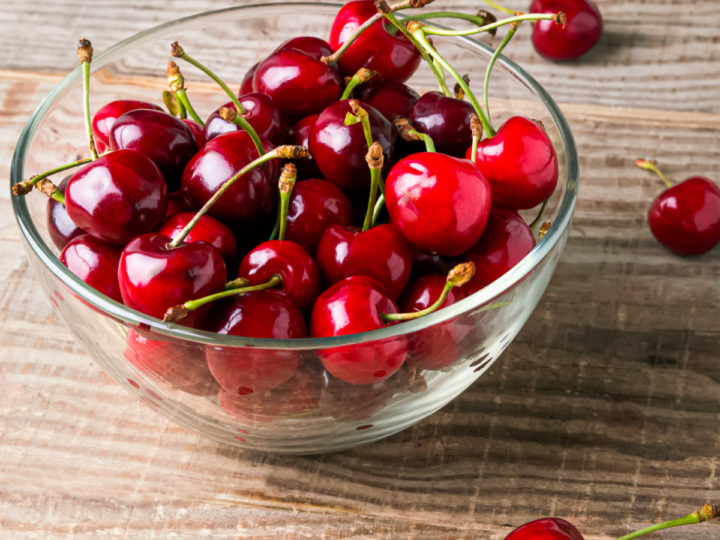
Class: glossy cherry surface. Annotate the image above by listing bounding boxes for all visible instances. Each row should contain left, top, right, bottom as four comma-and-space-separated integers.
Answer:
64, 149, 168, 246
165, 193, 190, 217
286, 114, 322, 179
181, 118, 206, 149
504, 517, 584, 540
60, 234, 123, 302
385, 152, 492, 256
205, 289, 306, 395
463, 209, 536, 295
309, 99, 393, 189
203, 94, 284, 144
356, 79, 419, 121
118, 232, 226, 326
91, 99, 163, 154
531, 0, 603, 60
181, 130, 277, 224
273, 35, 334, 59
316, 223, 413, 299
311, 275, 406, 384
648, 176, 720, 255
109, 108, 198, 192
238, 240, 320, 313
239, 62, 259, 95
409, 91, 475, 157
328, 0, 421, 83
48, 176, 83, 250
468, 115, 558, 210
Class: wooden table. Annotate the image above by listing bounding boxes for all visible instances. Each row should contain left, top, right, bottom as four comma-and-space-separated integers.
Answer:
1, 1, 718, 538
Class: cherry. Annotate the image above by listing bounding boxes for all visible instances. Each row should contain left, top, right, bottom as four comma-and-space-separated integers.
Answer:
239, 62, 259, 95
309, 99, 393, 189
328, 0, 421, 83
273, 36, 334, 59
253, 49, 342, 121
47, 176, 83, 250
181, 130, 277, 225
109, 108, 198, 192
238, 240, 319, 313
60, 234, 123, 302
204, 289, 306, 395
118, 232, 226, 327
203, 94, 284, 144
409, 91, 475, 157
530, 0, 603, 60
286, 114, 322, 179
505, 517, 584, 540
462, 209, 537, 295
316, 223, 413, 299
164, 193, 189, 218
310, 275, 407, 384
181, 118, 206, 148
64, 149, 168, 246
467, 116, 558, 210
385, 152, 492, 256
356, 78, 419, 121
91, 99, 163, 154
411, 249, 455, 278
284, 178, 354, 254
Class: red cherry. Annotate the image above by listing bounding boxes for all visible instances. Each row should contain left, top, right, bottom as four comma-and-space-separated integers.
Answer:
181, 118, 206, 148
203, 94, 284, 144
60, 234, 123, 302
311, 275, 407, 384
239, 62, 259, 95
64, 149, 168, 246
530, 0, 602, 60
238, 240, 320, 313
355, 79, 419, 121
205, 290, 306, 395
273, 36, 334, 59
316, 223, 413, 299
385, 152, 492, 256
328, 0, 421, 83
47, 176, 83, 250
411, 249, 456, 278
164, 193, 190, 218
648, 176, 720, 255
286, 114, 322, 179
91, 99, 163, 154
118, 232, 226, 327
462, 209, 537, 295
505, 517, 584, 540
309, 99, 394, 189
467, 116, 558, 210
409, 91, 475, 157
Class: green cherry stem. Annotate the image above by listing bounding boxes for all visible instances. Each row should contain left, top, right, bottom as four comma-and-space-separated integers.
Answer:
372, 193, 385, 227
163, 275, 282, 323
77, 39, 99, 160
167, 145, 310, 250
381, 262, 475, 322
635, 158, 674, 188
483, 0, 515, 16
418, 12, 564, 38
529, 199, 548, 232
341, 68, 379, 100
615, 503, 719, 540
483, 22, 518, 133
12, 156, 93, 196
35, 178, 65, 205
362, 141, 384, 232
393, 117, 436, 152
167, 61, 204, 126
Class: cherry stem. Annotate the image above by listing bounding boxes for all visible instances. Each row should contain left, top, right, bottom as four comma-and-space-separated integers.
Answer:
345, 100, 384, 196
372, 194, 385, 227
224, 277, 250, 290
363, 142, 384, 232
12, 156, 93, 196
171, 41, 264, 156
635, 158, 674, 189
406, 11, 496, 25
483, 0, 515, 16
470, 114, 481, 163
163, 274, 282, 323
34, 178, 65, 205
381, 262, 475, 322
341, 68, 379, 100
417, 12, 565, 38
394, 117, 436, 152
167, 145, 310, 250
77, 39, 98, 160
277, 163, 297, 242
483, 22, 518, 136
615, 503, 719, 540
167, 61, 204, 126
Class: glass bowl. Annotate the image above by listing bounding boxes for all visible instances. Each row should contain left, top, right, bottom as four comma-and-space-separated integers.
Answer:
11, 2, 578, 454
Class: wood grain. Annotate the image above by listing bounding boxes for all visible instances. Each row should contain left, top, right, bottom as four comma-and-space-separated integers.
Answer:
1, 1, 719, 539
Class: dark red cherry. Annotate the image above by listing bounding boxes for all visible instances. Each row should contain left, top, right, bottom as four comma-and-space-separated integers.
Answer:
203, 94, 284, 144
273, 36, 334, 59
239, 62, 259, 95
530, 0, 602, 60
156, 211, 239, 275
648, 176, 720, 255
205, 289, 306, 395
253, 49, 342, 121
356, 79, 419, 121
463, 209, 536, 295
118, 232, 226, 327
385, 152, 492, 256
238, 240, 319, 313
181, 130, 277, 225
48, 176, 83, 250
409, 91, 475, 157
92, 99, 163, 154
60, 234, 123, 302
165, 193, 190, 218
64, 149, 168, 246
286, 114, 322, 179
411, 249, 455, 278
181, 118, 206, 148
505, 517, 584, 540
316, 223, 413, 299
284, 179, 353, 254
467, 116, 558, 210
311, 275, 407, 384
309, 99, 394, 189
109, 108, 197, 192
329, 0, 421, 83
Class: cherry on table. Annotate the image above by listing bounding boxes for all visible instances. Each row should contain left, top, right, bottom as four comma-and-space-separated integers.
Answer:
530, 0, 603, 60
409, 91, 475, 157
60, 234, 123, 302
91, 99, 163, 154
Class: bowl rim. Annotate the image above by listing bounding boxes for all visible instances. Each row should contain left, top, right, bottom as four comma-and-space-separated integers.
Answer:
11, 1, 579, 350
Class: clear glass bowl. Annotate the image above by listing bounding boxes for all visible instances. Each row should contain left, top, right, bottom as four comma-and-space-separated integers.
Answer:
11, 2, 578, 454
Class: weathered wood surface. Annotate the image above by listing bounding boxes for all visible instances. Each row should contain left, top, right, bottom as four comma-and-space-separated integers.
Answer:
1, 1, 719, 539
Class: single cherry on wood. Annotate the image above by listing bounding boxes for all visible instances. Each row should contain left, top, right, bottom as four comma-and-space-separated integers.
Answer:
530, 0, 603, 60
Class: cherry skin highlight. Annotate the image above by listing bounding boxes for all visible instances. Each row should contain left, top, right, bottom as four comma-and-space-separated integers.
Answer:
60, 234, 123, 303
91, 99, 163, 154
530, 0, 603, 60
